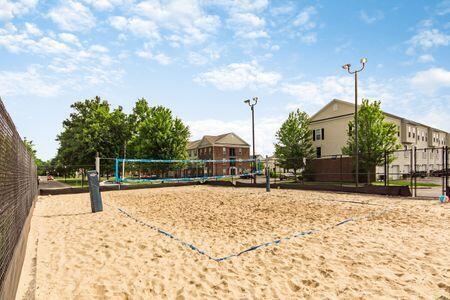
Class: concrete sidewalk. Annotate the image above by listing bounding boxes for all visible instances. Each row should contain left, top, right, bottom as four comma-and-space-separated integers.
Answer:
39, 181, 72, 190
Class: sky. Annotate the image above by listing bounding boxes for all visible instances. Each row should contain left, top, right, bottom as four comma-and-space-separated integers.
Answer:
1, 0, 450, 160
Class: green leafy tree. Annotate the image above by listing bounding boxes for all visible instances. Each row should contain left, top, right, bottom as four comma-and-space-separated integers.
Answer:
342, 99, 401, 184
23, 138, 37, 158
55, 96, 131, 176
275, 109, 315, 180
129, 99, 190, 159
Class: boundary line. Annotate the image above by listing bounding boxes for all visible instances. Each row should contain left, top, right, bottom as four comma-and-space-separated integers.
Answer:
108, 203, 391, 262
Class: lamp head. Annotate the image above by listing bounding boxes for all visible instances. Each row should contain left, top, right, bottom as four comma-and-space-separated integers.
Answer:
360, 57, 368, 64
342, 63, 351, 70
244, 99, 250, 105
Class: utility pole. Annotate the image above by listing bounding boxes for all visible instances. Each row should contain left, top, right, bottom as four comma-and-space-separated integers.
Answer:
342, 58, 367, 187
244, 97, 258, 184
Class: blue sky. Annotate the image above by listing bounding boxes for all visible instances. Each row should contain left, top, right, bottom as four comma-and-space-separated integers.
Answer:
1, 0, 450, 160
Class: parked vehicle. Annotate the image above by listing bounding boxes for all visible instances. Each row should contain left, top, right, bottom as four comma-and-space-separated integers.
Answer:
240, 173, 255, 179
279, 173, 297, 180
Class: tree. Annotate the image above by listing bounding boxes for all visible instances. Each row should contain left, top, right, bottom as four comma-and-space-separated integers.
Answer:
23, 138, 37, 158
274, 109, 315, 180
55, 96, 131, 176
129, 99, 190, 160
125, 99, 190, 177
342, 99, 401, 184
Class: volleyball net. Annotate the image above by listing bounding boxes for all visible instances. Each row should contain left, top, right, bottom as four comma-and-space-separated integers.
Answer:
114, 158, 264, 183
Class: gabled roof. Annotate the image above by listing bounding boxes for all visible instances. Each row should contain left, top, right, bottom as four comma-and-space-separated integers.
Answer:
187, 140, 201, 150
189, 132, 250, 149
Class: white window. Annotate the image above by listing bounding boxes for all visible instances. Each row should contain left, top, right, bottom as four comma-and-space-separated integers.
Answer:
238, 148, 242, 155
404, 165, 410, 173
314, 128, 324, 140
223, 147, 226, 155
223, 168, 227, 175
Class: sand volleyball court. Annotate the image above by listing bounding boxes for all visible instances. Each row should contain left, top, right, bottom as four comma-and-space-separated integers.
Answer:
17, 186, 450, 299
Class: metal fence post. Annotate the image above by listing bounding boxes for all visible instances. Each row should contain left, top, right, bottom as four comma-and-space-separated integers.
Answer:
384, 151, 387, 187
445, 146, 450, 197
414, 147, 417, 197
265, 155, 270, 192
410, 148, 414, 197
442, 146, 446, 196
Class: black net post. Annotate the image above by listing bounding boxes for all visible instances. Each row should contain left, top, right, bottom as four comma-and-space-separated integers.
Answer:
87, 170, 103, 213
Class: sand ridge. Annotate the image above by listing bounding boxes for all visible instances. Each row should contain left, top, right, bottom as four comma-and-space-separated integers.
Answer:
16, 186, 450, 299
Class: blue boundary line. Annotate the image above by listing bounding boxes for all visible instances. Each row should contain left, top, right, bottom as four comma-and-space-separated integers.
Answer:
111, 204, 388, 262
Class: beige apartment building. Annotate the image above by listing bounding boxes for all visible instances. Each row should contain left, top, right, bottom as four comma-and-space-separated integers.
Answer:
310, 99, 449, 179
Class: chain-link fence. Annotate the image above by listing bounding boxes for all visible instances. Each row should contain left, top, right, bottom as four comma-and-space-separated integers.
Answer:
264, 147, 449, 198
0, 99, 38, 294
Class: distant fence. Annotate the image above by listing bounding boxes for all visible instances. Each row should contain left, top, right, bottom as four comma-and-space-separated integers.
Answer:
269, 147, 449, 198
0, 99, 38, 298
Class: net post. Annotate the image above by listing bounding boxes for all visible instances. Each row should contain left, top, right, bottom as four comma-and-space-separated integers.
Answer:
95, 152, 100, 177
115, 158, 120, 183
265, 155, 270, 192
87, 170, 103, 213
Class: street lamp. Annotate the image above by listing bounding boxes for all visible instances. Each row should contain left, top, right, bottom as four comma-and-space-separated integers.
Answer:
342, 58, 367, 188
244, 97, 258, 184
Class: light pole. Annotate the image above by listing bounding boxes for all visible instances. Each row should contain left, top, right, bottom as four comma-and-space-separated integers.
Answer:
244, 97, 258, 184
342, 58, 367, 188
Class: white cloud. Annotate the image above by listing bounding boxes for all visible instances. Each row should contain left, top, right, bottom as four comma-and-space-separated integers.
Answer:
407, 28, 450, 54
24, 22, 41, 36
136, 43, 172, 65
0, 66, 61, 97
282, 76, 354, 110
187, 116, 283, 156
109, 16, 128, 30
436, 0, 450, 15
89, 44, 109, 53
418, 54, 435, 63
206, 0, 268, 13
410, 68, 450, 93
227, 12, 268, 39
359, 10, 384, 24
194, 61, 281, 91
48, 1, 96, 32
109, 16, 161, 40
187, 47, 220, 65
293, 6, 316, 29
125, 0, 221, 45
0, 0, 37, 21
82, 0, 131, 11
58, 32, 81, 46
300, 32, 317, 45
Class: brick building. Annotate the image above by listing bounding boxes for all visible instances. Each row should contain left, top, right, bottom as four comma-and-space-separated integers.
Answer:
187, 132, 251, 176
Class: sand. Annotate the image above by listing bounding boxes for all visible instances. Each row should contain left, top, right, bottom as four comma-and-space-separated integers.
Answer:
16, 186, 450, 299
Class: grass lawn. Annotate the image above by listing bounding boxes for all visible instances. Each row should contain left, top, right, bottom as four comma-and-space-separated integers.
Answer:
372, 180, 440, 187
54, 177, 115, 187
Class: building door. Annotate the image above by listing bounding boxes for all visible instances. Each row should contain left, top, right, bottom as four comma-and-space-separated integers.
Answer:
391, 165, 400, 180
230, 167, 237, 175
